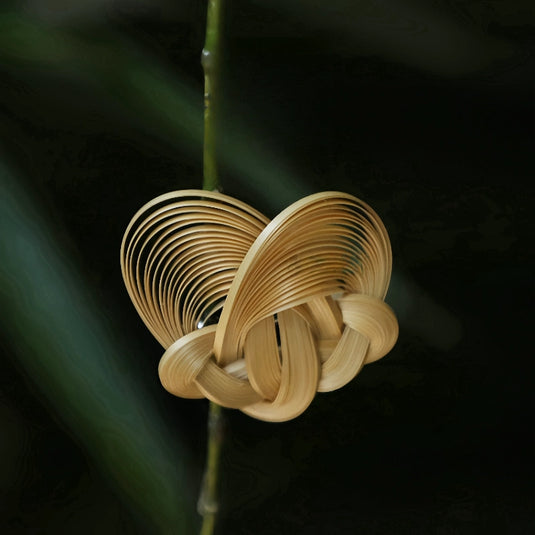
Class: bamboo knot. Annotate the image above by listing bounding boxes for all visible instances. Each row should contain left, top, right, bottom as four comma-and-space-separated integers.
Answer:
121, 190, 399, 422
201, 49, 214, 72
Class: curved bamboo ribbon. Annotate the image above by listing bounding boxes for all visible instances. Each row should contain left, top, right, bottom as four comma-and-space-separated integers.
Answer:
121, 190, 399, 422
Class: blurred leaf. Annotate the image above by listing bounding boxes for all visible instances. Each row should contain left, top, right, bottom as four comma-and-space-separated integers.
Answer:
0, 160, 197, 533
0, 11, 203, 152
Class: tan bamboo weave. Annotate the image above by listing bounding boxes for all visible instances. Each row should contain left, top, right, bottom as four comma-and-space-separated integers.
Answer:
120, 190, 398, 422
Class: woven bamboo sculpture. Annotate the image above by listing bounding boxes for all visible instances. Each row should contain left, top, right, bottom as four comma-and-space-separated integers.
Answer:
121, 190, 398, 422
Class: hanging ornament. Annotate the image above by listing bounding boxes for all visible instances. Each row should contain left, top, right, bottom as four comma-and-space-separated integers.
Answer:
121, 190, 398, 422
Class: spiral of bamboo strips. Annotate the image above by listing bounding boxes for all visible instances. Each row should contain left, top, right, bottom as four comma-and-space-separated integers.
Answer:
120, 190, 398, 422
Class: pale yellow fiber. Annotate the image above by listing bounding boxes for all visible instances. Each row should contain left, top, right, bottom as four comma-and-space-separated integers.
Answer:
121, 190, 399, 422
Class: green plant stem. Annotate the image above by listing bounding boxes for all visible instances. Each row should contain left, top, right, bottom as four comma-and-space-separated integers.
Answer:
202, 0, 224, 192
198, 402, 225, 535
199, 1, 225, 534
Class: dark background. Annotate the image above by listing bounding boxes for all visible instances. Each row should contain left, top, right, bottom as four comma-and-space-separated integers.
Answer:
0, 1, 533, 533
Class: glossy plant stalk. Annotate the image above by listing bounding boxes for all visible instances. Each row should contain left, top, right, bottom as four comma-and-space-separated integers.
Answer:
199, 1, 225, 534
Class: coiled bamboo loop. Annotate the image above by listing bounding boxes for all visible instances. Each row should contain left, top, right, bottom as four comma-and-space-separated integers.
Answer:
121, 190, 398, 422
